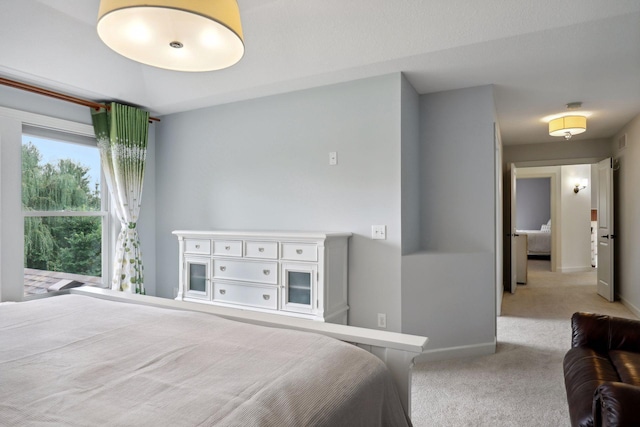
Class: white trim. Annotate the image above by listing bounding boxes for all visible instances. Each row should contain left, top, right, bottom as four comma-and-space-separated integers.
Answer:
414, 339, 496, 363
70, 287, 427, 353
494, 122, 503, 317
2, 104, 111, 291
558, 266, 594, 273
620, 295, 640, 319
514, 168, 560, 272
23, 211, 108, 217
514, 157, 604, 168
0, 106, 94, 137
172, 230, 352, 239
0, 131, 2, 301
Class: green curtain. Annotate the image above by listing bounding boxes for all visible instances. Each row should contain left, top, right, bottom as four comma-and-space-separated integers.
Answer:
91, 103, 149, 294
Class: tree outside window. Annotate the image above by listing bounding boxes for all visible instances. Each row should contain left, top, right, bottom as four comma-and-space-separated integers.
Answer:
22, 134, 106, 294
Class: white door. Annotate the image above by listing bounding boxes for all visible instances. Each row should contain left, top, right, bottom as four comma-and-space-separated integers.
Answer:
597, 158, 614, 302
510, 164, 518, 294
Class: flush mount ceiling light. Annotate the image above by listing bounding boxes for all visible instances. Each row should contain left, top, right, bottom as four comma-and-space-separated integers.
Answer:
549, 115, 587, 140
97, 0, 244, 72
548, 102, 587, 140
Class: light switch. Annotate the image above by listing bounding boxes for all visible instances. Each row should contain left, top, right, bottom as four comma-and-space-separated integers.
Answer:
372, 225, 386, 240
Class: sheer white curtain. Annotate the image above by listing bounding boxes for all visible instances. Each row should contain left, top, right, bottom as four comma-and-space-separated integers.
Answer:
91, 103, 149, 294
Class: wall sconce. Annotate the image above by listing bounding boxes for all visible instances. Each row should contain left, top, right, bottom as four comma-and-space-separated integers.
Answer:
574, 179, 588, 193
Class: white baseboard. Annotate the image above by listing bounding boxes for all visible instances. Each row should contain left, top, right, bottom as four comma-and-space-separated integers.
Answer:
620, 295, 640, 318
414, 339, 496, 363
558, 266, 594, 273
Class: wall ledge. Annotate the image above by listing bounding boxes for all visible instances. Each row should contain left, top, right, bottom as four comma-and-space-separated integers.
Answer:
414, 338, 496, 363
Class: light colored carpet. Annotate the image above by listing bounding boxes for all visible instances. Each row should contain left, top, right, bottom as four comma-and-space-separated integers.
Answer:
410, 260, 637, 427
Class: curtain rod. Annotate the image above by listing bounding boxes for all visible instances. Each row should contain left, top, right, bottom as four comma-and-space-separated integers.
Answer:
0, 77, 160, 122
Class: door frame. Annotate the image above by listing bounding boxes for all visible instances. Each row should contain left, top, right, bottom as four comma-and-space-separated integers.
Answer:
513, 167, 560, 272
507, 156, 610, 275
510, 164, 517, 293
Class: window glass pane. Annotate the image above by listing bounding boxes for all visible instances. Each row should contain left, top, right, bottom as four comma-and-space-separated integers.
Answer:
288, 271, 311, 305
22, 135, 101, 211
24, 216, 102, 276
189, 264, 207, 292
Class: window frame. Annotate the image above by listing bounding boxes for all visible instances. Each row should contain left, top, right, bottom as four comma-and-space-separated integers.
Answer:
21, 135, 110, 287
21, 132, 110, 288
1, 106, 117, 301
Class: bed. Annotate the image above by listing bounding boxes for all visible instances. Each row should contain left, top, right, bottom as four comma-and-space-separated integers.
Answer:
0, 289, 426, 426
517, 221, 551, 256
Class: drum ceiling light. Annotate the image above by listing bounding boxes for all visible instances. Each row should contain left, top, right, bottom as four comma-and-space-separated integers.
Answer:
548, 115, 587, 140
97, 0, 244, 72
548, 102, 587, 140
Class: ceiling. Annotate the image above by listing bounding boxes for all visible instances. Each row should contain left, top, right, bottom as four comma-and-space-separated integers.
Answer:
1, 0, 639, 145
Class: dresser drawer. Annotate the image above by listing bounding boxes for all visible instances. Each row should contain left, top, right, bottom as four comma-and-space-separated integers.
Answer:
184, 239, 211, 255
213, 259, 278, 284
245, 241, 278, 259
213, 240, 243, 257
281, 243, 318, 262
212, 282, 278, 310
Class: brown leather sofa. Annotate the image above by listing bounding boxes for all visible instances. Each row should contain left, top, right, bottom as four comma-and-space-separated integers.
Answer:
563, 312, 640, 427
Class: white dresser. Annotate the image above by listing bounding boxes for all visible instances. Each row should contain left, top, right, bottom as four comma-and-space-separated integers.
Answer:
173, 230, 351, 323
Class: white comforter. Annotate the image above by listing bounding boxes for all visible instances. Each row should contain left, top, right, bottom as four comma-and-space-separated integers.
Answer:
517, 230, 551, 255
0, 295, 409, 427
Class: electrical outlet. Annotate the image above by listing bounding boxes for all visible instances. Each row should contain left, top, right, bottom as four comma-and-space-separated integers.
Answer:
372, 225, 386, 240
377, 313, 387, 328
329, 151, 337, 165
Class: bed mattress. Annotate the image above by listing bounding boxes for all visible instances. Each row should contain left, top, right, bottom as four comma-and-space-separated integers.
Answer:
517, 230, 551, 255
0, 295, 409, 427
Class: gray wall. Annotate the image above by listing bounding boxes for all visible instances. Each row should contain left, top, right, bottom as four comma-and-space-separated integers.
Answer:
400, 75, 421, 255
516, 178, 550, 230
155, 74, 405, 331
155, 78, 502, 350
504, 138, 612, 167
402, 85, 498, 353
612, 113, 640, 316
419, 86, 497, 252
0, 85, 94, 125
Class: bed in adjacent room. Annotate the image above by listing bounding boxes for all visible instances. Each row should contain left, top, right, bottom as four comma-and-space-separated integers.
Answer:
0, 290, 424, 426
517, 220, 551, 256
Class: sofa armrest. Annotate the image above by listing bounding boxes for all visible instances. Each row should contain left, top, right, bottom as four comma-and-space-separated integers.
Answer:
593, 382, 640, 427
571, 312, 640, 353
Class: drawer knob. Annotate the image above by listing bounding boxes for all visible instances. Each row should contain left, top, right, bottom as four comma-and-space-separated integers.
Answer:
195, 244, 200, 249
258, 247, 264, 252
263, 294, 270, 300
219, 289, 226, 295
225, 246, 231, 250
220, 266, 227, 272
263, 269, 270, 275
296, 249, 303, 254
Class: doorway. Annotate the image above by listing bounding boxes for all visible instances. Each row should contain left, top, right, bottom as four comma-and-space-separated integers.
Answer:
515, 176, 552, 272
515, 164, 594, 280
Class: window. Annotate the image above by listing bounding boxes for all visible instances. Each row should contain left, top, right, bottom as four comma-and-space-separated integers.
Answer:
22, 128, 108, 296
